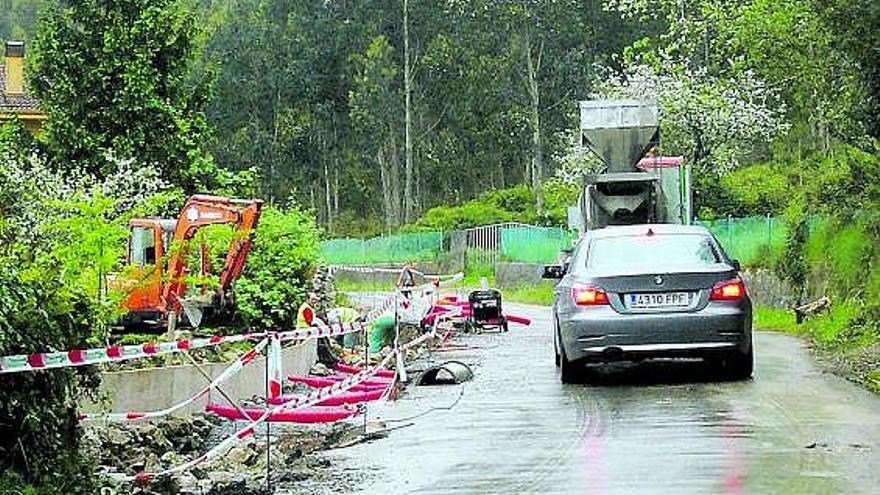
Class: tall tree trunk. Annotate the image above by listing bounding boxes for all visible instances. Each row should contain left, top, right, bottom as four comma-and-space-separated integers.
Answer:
324, 158, 333, 233
378, 148, 393, 229
403, 0, 415, 223
524, 31, 544, 212
333, 155, 340, 218
269, 88, 281, 202
389, 131, 401, 227
332, 124, 340, 219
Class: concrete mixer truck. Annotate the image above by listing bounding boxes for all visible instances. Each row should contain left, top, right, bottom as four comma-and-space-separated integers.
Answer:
574, 100, 692, 232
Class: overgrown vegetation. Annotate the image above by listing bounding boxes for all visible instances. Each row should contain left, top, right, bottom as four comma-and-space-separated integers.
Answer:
0, 124, 174, 493
0, 261, 102, 494
234, 206, 321, 331
405, 182, 579, 232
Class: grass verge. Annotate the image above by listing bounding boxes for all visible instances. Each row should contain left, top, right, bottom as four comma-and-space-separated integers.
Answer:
501, 284, 554, 306
754, 307, 799, 333
756, 302, 879, 394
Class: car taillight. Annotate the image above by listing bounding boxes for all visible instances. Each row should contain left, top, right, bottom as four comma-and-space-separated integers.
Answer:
572, 285, 609, 306
710, 278, 746, 301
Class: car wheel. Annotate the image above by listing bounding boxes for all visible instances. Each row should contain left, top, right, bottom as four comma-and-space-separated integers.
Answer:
727, 344, 754, 380
553, 326, 561, 367
559, 337, 580, 384
553, 336, 562, 368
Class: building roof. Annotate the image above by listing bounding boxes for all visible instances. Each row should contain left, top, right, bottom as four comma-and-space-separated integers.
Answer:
0, 64, 43, 115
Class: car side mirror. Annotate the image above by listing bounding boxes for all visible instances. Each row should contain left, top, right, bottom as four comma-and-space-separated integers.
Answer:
542, 265, 565, 279
731, 259, 742, 271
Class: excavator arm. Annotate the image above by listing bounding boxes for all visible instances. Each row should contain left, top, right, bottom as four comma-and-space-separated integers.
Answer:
162, 194, 263, 313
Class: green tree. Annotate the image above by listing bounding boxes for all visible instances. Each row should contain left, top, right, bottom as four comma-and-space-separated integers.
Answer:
0, 117, 34, 161
0, 261, 102, 494
235, 205, 321, 330
29, 0, 214, 187
350, 35, 403, 229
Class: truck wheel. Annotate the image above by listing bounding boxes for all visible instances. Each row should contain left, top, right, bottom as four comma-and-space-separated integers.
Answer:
463, 319, 473, 334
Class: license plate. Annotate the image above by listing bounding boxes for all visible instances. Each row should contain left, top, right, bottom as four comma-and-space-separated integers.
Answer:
627, 292, 691, 309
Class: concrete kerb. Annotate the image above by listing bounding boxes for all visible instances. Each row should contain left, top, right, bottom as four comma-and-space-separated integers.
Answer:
81, 340, 317, 416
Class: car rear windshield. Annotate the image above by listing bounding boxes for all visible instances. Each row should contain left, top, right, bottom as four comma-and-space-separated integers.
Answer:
587, 233, 721, 272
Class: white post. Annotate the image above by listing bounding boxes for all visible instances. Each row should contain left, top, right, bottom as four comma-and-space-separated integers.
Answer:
395, 292, 408, 383
268, 333, 282, 402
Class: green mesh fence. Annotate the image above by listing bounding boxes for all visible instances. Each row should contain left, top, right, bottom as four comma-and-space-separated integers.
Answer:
696, 216, 787, 265
321, 231, 444, 264
500, 225, 577, 263
323, 217, 788, 266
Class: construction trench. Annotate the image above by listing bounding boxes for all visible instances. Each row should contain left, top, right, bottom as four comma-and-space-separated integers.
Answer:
62, 267, 515, 494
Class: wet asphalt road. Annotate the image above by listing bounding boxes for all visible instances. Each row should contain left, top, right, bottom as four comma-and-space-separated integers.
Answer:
305, 303, 880, 494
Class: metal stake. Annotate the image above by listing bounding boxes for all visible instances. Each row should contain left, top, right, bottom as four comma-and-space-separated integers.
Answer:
363, 320, 369, 434
183, 351, 252, 421
265, 338, 271, 493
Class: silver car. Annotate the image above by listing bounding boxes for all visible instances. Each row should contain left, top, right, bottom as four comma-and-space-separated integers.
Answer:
544, 224, 753, 383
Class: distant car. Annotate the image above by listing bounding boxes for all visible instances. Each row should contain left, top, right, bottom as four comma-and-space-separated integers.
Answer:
543, 224, 753, 383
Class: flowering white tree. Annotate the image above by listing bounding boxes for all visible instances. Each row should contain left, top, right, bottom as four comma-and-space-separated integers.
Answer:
0, 144, 174, 301
549, 128, 604, 185
593, 62, 789, 174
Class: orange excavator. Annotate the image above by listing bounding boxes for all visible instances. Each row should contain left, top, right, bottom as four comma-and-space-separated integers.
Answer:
120, 194, 263, 329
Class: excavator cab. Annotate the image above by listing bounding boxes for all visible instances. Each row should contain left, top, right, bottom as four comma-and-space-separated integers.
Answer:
122, 219, 175, 326
129, 220, 175, 267
119, 195, 262, 330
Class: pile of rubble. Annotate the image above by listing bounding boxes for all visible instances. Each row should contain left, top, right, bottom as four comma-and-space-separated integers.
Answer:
84, 414, 364, 495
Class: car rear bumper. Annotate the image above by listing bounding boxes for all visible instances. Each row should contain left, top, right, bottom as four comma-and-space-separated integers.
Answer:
558, 302, 752, 362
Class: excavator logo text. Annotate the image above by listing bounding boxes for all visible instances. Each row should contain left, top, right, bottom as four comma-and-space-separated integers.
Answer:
186, 207, 224, 222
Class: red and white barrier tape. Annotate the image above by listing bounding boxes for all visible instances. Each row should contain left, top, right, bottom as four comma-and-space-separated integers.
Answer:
80, 339, 269, 423
0, 289, 403, 375
274, 291, 399, 343
403, 272, 464, 298
0, 332, 264, 375
409, 268, 463, 281
332, 265, 463, 283
111, 330, 436, 483
330, 265, 406, 274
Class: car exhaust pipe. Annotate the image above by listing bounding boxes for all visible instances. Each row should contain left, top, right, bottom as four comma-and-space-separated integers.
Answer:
603, 347, 623, 359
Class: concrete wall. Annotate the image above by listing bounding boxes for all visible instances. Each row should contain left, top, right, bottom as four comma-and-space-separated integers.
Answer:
495, 262, 549, 288
82, 340, 317, 415
741, 268, 797, 308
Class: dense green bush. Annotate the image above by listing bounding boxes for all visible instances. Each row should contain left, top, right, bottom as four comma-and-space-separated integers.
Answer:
405, 182, 579, 232
806, 220, 876, 300
0, 261, 101, 495
718, 163, 790, 216
234, 205, 321, 330
406, 202, 514, 231
0, 136, 180, 493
